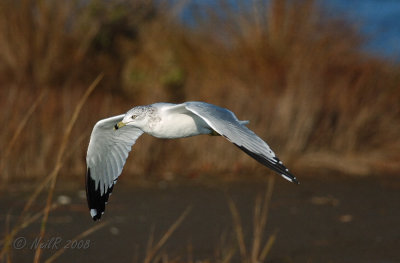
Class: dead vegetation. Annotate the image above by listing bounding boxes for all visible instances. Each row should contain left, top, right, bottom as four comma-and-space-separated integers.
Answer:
0, 0, 399, 184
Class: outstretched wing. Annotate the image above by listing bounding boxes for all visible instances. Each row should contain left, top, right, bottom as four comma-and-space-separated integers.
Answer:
86, 114, 144, 220
183, 101, 299, 184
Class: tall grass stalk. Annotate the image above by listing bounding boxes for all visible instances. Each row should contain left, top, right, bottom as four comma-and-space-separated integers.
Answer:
0, 91, 45, 183
44, 221, 109, 263
33, 74, 103, 263
228, 198, 247, 261
251, 177, 274, 262
228, 177, 277, 263
143, 206, 191, 263
0, 74, 101, 261
0, 204, 59, 259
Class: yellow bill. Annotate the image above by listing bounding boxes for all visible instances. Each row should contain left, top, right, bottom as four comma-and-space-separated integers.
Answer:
114, 121, 126, 130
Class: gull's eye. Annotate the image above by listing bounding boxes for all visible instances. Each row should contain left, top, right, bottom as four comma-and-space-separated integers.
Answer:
131, 115, 137, 119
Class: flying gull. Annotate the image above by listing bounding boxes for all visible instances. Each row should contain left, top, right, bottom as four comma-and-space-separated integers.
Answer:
86, 101, 299, 220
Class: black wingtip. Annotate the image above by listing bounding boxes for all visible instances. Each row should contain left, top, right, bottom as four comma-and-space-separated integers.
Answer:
271, 157, 300, 185
86, 168, 114, 221
291, 176, 300, 185
234, 144, 300, 184
280, 171, 300, 185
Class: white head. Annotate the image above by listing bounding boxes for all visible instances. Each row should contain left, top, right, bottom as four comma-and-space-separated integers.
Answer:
114, 106, 153, 130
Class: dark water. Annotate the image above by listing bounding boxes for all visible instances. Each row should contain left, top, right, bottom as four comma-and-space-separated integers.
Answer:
3, 175, 400, 262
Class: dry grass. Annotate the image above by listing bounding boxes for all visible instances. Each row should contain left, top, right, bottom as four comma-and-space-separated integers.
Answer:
0, 75, 104, 262
143, 207, 192, 263
0, 91, 45, 182
43, 221, 109, 263
227, 177, 277, 263
135, 179, 277, 263
0, 0, 399, 184
33, 74, 102, 262
1, 164, 275, 263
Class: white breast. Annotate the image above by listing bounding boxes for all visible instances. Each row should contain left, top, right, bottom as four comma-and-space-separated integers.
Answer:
149, 112, 211, 139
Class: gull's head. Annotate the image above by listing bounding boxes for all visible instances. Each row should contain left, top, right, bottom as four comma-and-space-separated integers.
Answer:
114, 106, 151, 130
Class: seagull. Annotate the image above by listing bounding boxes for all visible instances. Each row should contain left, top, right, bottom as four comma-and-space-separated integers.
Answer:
86, 101, 299, 220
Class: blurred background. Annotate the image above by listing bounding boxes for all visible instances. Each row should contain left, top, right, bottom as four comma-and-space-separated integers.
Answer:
0, 0, 399, 262
0, 0, 400, 181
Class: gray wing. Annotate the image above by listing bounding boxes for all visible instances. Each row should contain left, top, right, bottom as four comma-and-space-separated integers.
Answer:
183, 101, 299, 184
86, 114, 144, 220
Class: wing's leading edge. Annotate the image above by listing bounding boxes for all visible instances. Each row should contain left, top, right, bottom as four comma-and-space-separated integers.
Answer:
86, 115, 144, 220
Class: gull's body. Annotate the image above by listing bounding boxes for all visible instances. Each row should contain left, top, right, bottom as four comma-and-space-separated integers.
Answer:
144, 103, 211, 138
86, 101, 298, 220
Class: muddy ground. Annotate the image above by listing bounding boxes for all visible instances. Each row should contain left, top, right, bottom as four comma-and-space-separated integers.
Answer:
1, 174, 399, 263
